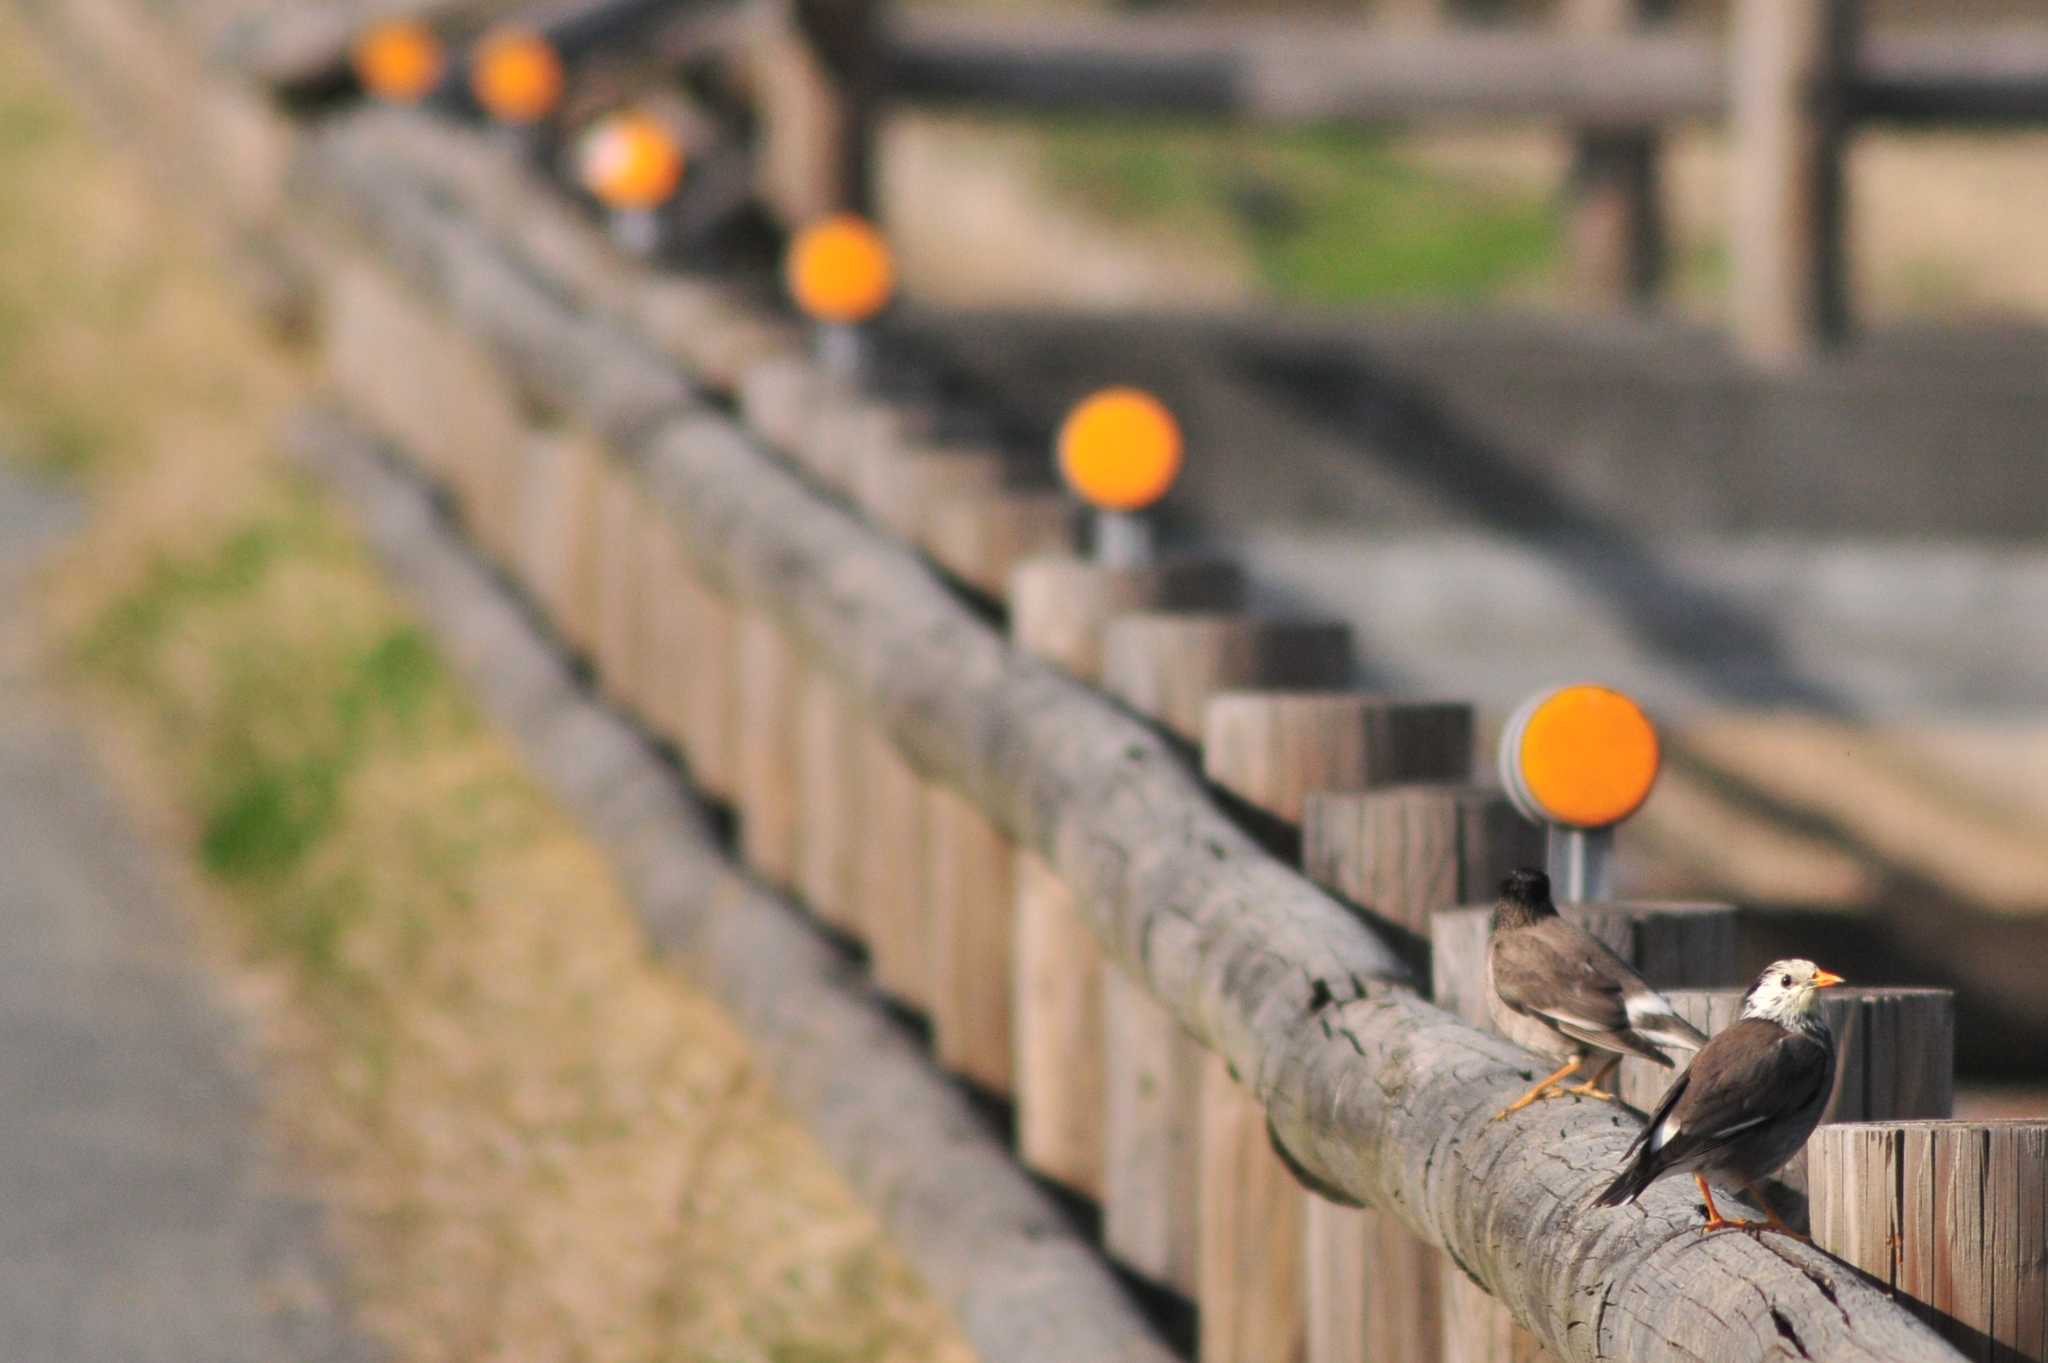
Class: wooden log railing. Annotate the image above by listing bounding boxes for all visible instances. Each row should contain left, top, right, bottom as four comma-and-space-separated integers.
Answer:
280, 102, 1986, 1363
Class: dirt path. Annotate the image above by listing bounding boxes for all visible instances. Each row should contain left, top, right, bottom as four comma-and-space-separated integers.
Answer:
0, 462, 371, 1363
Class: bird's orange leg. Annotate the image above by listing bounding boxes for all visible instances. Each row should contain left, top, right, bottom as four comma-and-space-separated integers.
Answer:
1695, 1175, 1741, 1232
1491, 1057, 1582, 1121
1695, 1178, 1810, 1239
1740, 1180, 1812, 1242
1562, 1056, 1620, 1102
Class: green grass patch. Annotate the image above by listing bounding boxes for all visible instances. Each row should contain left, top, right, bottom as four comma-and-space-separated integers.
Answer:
1041, 118, 1559, 305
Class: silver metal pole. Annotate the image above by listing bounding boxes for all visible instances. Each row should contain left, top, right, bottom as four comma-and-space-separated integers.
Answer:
1093, 510, 1153, 568
817, 322, 867, 389
1547, 825, 1613, 903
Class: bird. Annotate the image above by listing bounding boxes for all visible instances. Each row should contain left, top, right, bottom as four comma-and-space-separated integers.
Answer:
1484, 867, 1709, 1121
1594, 957, 1844, 1237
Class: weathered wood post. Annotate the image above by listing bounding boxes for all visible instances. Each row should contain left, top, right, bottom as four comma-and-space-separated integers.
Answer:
754, 0, 881, 226
1199, 695, 1474, 1363
573, 109, 686, 259
1098, 610, 1351, 1295
592, 453, 648, 711
1810, 1120, 2045, 1363
1563, 0, 1666, 308
737, 217, 896, 893
1010, 545, 1242, 1195
1299, 782, 1541, 1363
1729, 0, 1857, 362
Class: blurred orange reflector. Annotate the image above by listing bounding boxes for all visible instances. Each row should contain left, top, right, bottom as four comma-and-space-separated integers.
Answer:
471, 28, 564, 124
577, 112, 685, 210
786, 216, 895, 325
1056, 387, 1183, 512
352, 20, 444, 103
1515, 685, 1660, 828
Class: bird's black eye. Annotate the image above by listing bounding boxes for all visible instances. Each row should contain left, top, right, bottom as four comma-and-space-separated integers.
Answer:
1779, 973, 1793, 988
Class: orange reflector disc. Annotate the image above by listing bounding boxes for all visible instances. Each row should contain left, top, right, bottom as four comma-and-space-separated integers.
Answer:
1513, 686, 1660, 829
786, 216, 894, 325
352, 20, 444, 103
577, 112, 685, 210
1056, 388, 1183, 512
471, 28, 563, 125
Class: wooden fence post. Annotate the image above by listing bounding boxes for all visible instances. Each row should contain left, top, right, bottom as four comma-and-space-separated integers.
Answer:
1298, 783, 1538, 1363
1564, 0, 1666, 308
736, 607, 804, 888
753, 0, 880, 224
593, 457, 647, 711
1199, 694, 1475, 1363
1810, 1120, 2046, 1363
1010, 555, 1245, 1198
1096, 614, 1351, 1295
1729, 0, 1857, 362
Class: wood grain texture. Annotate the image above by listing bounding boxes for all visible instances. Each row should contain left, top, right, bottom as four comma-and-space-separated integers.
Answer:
1304, 783, 1545, 969
1102, 614, 1352, 743
513, 429, 603, 659
1103, 969, 1204, 1295
736, 610, 804, 889
1013, 850, 1105, 1196
679, 573, 741, 803
1199, 1051, 1307, 1363
927, 782, 1017, 1094
1008, 555, 1243, 1200
301, 116, 1971, 1363
1199, 691, 1470, 1363
796, 666, 861, 932
858, 719, 932, 1010
1203, 694, 1473, 825
592, 460, 647, 710
1011, 554, 1246, 684
1811, 1121, 2047, 1363
924, 490, 1075, 602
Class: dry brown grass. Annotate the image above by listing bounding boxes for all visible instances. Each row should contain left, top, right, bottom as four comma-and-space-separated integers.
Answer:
2, 12, 975, 1362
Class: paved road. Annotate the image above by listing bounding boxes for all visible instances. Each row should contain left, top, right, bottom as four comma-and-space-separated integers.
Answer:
0, 464, 371, 1363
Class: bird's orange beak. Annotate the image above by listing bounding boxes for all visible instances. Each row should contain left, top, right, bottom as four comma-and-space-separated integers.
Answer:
1813, 969, 1845, 989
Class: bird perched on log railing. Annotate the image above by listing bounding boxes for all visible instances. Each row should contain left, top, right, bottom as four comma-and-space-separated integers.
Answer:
1484, 868, 1709, 1120
1595, 958, 1843, 1237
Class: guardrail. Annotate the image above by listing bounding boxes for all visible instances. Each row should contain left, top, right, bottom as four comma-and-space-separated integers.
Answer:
17, 2, 2046, 1362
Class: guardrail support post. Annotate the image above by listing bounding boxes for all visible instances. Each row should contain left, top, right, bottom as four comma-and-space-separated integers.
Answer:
1730, 0, 1858, 363
1300, 783, 1538, 1363
1010, 556, 1244, 1197
1200, 696, 1474, 1363
1564, 0, 1666, 309
1097, 614, 1351, 1294
1810, 1120, 2045, 1363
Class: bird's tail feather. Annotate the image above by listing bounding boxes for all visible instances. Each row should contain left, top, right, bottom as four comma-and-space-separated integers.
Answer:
1593, 1154, 1658, 1209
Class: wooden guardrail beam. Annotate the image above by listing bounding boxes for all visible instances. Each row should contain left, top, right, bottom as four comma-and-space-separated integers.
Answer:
887, 11, 1726, 124
298, 108, 1970, 1363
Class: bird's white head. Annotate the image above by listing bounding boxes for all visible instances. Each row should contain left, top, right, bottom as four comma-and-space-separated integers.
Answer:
1741, 958, 1845, 1032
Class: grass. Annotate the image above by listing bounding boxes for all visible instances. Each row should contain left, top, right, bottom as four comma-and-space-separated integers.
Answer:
0, 10, 976, 1362
1041, 117, 1560, 306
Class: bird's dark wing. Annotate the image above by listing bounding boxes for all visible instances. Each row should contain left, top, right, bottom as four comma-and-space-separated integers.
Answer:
1490, 919, 1670, 1063
1629, 1019, 1833, 1171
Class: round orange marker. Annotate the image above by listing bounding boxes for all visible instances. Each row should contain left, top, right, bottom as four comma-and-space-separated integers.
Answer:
1057, 387, 1183, 514
1502, 685, 1659, 829
470, 28, 564, 125
352, 20, 444, 103
576, 112, 685, 210
786, 215, 895, 325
